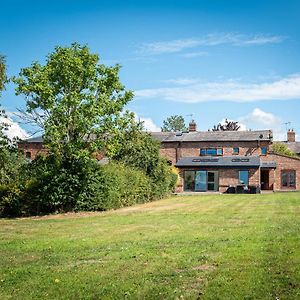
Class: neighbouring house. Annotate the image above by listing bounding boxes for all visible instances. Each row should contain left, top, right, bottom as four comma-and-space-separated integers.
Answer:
283, 129, 300, 157
18, 120, 300, 193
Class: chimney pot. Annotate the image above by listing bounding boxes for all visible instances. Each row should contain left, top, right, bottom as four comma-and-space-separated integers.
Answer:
189, 120, 197, 132
287, 129, 296, 142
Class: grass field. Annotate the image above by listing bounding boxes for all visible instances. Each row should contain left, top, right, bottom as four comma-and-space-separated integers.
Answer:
1, 192, 300, 299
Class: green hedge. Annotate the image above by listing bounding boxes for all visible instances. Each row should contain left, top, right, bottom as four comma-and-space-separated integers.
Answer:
0, 156, 176, 217
76, 162, 153, 211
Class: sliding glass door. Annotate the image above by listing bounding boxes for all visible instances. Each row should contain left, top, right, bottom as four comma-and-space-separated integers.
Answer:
207, 171, 219, 191
184, 170, 219, 192
195, 171, 207, 191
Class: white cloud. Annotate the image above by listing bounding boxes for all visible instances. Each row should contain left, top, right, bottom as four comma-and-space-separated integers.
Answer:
239, 108, 286, 140
241, 35, 283, 45
164, 78, 204, 85
139, 33, 285, 55
0, 115, 28, 140
135, 74, 300, 103
134, 113, 161, 132
140, 38, 201, 54
240, 108, 281, 127
180, 51, 209, 58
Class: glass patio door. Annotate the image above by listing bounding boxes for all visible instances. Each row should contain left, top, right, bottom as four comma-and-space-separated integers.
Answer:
207, 171, 219, 191
195, 171, 207, 191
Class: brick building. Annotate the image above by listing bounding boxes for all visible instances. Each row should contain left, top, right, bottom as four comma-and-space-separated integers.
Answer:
152, 121, 300, 193
18, 121, 300, 193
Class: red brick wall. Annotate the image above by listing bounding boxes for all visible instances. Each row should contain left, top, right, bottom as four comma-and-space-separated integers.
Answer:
18, 143, 48, 160
160, 148, 177, 165
18, 143, 106, 161
261, 153, 300, 191
160, 141, 270, 163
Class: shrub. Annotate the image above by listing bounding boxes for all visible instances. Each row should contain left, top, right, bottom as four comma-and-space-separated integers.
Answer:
149, 158, 178, 198
75, 162, 153, 211
272, 142, 297, 158
0, 184, 22, 217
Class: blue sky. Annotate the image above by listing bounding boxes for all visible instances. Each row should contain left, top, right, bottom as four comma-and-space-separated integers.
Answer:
1, 0, 300, 139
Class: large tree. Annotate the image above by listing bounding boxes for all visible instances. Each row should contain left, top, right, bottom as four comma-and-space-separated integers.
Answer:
13, 43, 134, 157
161, 115, 187, 132
0, 55, 9, 147
0, 55, 7, 92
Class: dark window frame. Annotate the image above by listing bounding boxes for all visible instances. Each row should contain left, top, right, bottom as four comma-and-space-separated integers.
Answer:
233, 147, 239, 155
281, 170, 296, 189
199, 148, 223, 156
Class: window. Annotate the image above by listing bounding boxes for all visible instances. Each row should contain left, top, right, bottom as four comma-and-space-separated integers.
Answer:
25, 151, 32, 159
261, 147, 267, 155
217, 148, 223, 156
207, 148, 217, 156
281, 170, 296, 189
200, 148, 223, 156
200, 148, 206, 156
184, 170, 219, 192
184, 171, 195, 191
239, 170, 249, 186
233, 147, 239, 155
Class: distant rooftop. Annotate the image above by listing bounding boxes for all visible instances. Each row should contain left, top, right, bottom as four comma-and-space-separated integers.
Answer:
284, 141, 300, 154
151, 130, 272, 142
21, 136, 44, 143
20, 130, 273, 144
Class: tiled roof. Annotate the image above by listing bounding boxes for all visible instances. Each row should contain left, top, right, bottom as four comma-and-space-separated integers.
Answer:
175, 156, 261, 168
151, 130, 272, 142
21, 136, 43, 143
20, 130, 273, 144
285, 142, 300, 154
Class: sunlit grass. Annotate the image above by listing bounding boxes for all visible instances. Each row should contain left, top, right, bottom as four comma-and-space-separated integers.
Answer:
1, 192, 300, 299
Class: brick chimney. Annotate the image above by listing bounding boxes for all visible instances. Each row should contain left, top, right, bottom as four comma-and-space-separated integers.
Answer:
287, 129, 295, 142
189, 120, 197, 132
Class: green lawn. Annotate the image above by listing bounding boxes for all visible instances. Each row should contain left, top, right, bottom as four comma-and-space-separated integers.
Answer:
1, 193, 300, 300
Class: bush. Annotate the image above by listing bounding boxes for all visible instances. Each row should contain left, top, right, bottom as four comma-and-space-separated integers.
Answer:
272, 142, 297, 157
76, 162, 153, 211
0, 148, 26, 185
0, 155, 163, 217
0, 184, 22, 217
0, 151, 176, 217
149, 158, 178, 198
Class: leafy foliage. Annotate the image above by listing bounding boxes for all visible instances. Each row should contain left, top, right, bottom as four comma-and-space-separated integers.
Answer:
0, 55, 7, 93
13, 43, 134, 158
0, 148, 26, 185
1, 45, 176, 217
162, 115, 187, 132
272, 142, 297, 158
212, 119, 240, 131
110, 124, 177, 197
0, 55, 10, 148
76, 162, 153, 211
110, 123, 161, 175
